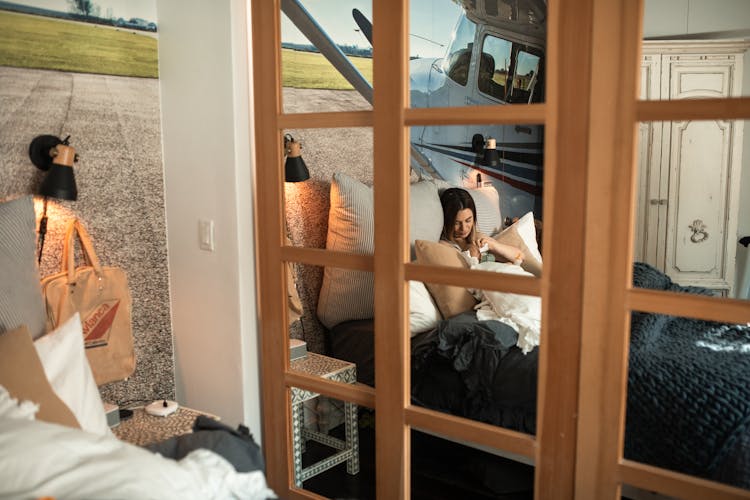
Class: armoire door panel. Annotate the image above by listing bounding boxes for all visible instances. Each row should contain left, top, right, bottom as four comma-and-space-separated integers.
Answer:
667, 59, 733, 99
634, 56, 663, 266
666, 119, 731, 286
635, 120, 662, 267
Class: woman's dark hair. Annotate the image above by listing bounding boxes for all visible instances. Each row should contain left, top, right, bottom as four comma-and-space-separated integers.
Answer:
439, 187, 477, 242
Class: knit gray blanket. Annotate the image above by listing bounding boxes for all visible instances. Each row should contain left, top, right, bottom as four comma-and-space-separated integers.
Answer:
627, 263, 750, 487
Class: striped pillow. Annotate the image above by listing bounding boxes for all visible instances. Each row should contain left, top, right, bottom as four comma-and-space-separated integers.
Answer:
316, 173, 443, 329
0, 196, 47, 339
317, 173, 375, 329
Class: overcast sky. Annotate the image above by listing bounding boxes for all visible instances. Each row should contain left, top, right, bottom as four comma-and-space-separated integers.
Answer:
281, 0, 462, 59
11, 0, 157, 22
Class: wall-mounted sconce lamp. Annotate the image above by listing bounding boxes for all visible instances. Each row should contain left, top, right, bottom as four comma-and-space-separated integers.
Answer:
282, 134, 309, 340
30, 134, 78, 200
283, 134, 310, 183
471, 133, 500, 168
29, 134, 79, 263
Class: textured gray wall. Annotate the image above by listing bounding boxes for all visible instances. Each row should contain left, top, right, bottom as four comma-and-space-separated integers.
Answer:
0, 66, 174, 406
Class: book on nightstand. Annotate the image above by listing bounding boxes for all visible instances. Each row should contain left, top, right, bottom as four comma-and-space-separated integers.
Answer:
290, 338, 307, 360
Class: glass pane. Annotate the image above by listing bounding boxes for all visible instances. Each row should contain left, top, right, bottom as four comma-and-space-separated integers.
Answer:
410, 123, 544, 221
478, 34, 512, 101
624, 310, 750, 491
411, 430, 534, 499
289, 263, 375, 384
641, 1, 749, 99
281, 0, 373, 113
283, 127, 373, 250
633, 120, 749, 301
444, 14, 477, 87
290, 384, 374, 497
409, 0, 547, 108
410, 287, 540, 433
407, 122, 543, 432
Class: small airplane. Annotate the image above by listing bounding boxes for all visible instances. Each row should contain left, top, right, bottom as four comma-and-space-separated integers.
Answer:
281, 0, 547, 220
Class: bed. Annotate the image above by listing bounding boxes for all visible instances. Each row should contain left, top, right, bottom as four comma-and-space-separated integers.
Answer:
303, 172, 750, 491
0, 195, 275, 499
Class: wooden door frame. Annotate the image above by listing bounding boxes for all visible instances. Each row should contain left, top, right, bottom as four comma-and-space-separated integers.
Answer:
250, 0, 750, 498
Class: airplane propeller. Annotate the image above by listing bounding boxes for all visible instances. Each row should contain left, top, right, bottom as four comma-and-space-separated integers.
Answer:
352, 9, 373, 46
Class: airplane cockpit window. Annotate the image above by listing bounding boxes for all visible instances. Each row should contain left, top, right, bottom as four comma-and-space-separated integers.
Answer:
444, 15, 477, 86
478, 35, 512, 101
508, 50, 541, 104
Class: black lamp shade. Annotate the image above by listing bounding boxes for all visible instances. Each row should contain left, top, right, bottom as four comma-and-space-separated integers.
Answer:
285, 156, 310, 182
483, 148, 500, 167
283, 135, 310, 182
483, 137, 500, 167
28, 134, 78, 201
40, 164, 77, 200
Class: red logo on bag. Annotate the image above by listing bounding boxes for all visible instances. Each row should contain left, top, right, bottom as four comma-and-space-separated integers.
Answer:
82, 300, 120, 348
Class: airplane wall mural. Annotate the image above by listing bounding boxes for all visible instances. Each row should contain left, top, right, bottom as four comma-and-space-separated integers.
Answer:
282, 0, 547, 220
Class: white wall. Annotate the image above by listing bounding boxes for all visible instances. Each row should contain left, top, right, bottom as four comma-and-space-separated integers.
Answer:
644, 0, 750, 296
156, 0, 261, 439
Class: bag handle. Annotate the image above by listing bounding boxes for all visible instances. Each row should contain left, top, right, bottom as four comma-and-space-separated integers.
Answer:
61, 218, 103, 283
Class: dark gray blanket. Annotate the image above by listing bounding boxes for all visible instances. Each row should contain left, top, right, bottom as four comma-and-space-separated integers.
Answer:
626, 263, 750, 486
412, 312, 538, 434
147, 416, 265, 473
410, 263, 750, 487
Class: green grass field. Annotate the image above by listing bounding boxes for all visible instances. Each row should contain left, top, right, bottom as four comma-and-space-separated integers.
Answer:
282, 48, 372, 90
0, 10, 158, 78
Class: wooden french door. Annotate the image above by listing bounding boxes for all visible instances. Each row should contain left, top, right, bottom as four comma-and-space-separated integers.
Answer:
251, 0, 750, 498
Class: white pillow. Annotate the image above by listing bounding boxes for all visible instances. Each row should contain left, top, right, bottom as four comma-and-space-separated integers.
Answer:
409, 180, 444, 247
34, 313, 110, 436
317, 173, 444, 329
471, 262, 541, 354
512, 211, 542, 261
493, 211, 543, 277
409, 281, 442, 336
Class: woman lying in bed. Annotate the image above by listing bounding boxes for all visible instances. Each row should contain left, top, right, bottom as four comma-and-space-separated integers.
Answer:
439, 187, 523, 266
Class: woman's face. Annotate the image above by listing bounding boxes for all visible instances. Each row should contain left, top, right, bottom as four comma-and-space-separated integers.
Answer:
452, 208, 474, 240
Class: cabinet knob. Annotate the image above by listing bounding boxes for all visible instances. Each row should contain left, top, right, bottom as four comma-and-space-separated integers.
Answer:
649, 199, 668, 205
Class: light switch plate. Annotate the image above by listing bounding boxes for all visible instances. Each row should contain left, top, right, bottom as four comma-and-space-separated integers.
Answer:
199, 219, 215, 251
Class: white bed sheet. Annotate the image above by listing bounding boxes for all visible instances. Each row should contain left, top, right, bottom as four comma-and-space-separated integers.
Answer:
0, 416, 275, 500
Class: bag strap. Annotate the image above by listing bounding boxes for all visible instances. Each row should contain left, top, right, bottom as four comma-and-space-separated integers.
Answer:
61, 218, 103, 283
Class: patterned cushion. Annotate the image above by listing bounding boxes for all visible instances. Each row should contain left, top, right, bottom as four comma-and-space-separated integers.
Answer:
0, 196, 47, 339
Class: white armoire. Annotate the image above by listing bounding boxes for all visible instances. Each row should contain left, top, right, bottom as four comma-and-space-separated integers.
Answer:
634, 40, 749, 296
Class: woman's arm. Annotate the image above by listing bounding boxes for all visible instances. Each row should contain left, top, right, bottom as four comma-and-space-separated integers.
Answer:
477, 234, 523, 264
